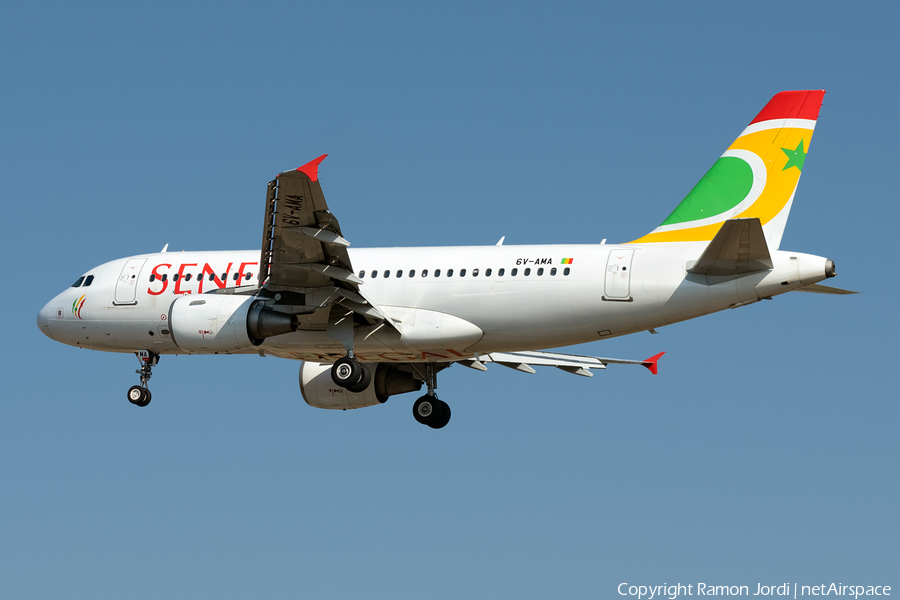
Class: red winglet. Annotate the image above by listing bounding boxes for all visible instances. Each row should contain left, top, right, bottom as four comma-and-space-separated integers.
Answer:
749, 90, 825, 125
296, 154, 328, 181
642, 352, 665, 375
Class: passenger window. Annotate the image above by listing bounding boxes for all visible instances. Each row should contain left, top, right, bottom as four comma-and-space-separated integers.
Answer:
162, 274, 168, 282
149, 274, 155, 282
185, 273, 192, 281
511, 268, 517, 276
84, 275, 94, 286
524, 268, 531, 276
245, 273, 252, 281
473, 269, 479, 277
384, 270, 390, 278
435, 269, 441, 277
460, 269, 466, 277
372, 270, 378, 278
409, 270, 415, 278
564, 267, 570, 276
359, 270, 365, 278
447, 269, 454, 277
498, 268, 504, 276
71, 276, 85, 288
396, 270, 403, 278
233, 273, 239, 281
537, 268, 544, 276
421, 269, 428, 277
173, 273, 180, 281
221, 273, 226, 280
550, 267, 557, 276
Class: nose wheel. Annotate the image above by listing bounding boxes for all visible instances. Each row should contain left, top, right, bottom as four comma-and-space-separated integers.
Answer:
128, 385, 152, 407
128, 350, 158, 407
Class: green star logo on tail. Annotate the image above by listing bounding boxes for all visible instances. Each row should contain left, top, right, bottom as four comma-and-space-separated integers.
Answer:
781, 140, 807, 171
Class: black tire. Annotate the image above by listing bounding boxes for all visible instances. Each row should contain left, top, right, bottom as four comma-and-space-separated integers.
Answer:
413, 395, 439, 426
137, 389, 152, 407
431, 400, 451, 429
345, 363, 372, 393
331, 356, 361, 388
127, 385, 144, 405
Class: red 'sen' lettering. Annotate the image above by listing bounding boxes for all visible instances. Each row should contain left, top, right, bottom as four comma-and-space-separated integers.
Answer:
199, 262, 233, 293
148, 264, 171, 296
237, 261, 258, 284
174, 263, 197, 295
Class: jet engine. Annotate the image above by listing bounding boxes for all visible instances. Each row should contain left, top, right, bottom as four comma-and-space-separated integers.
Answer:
299, 362, 422, 410
169, 295, 298, 353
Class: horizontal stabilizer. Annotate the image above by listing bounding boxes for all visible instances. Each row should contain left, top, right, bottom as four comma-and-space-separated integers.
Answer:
795, 283, 858, 295
687, 218, 773, 276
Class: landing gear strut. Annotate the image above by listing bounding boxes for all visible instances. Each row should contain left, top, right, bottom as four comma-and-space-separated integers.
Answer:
330, 352, 372, 393
128, 350, 158, 407
412, 363, 451, 429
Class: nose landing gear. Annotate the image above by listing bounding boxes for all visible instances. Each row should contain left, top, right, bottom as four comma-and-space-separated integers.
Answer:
128, 350, 158, 407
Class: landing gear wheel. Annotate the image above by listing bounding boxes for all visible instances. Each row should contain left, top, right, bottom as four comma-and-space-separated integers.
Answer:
331, 356, 362, 388
137, 389, 151, 407
344, 363, 372, 393
127, 386, 151, 407
413, 395, 451, 429
128, 385, 144, 405
413, 395, 437, 425
433, 400, 451, 429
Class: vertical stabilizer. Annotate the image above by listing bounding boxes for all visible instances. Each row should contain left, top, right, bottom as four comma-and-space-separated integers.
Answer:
631, 90, 825, 249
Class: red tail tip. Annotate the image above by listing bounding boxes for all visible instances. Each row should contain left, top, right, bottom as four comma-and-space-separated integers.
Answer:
296, 154, 328, 181
749, 90, 825, 125
642, 351, 665, 375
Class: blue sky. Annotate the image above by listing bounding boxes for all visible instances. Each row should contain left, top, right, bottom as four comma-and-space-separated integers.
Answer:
2, 2, 897, 598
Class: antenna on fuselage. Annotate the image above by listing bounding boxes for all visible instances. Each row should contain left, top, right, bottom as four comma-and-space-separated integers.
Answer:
161, 243, 169, 252
496, 236, 505, 246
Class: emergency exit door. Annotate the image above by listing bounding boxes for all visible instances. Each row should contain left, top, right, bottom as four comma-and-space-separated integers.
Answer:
604, 249, 634, 301
115, 258, 146, 305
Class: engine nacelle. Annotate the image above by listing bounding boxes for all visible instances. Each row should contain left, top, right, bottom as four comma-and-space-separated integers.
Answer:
169, 295, 298, 353
299, 362, 423, 410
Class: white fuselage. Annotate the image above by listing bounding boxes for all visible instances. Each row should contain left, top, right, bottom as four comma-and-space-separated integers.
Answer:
37, 243, 831, 362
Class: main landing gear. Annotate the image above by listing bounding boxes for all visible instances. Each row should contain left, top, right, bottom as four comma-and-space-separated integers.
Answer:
329, 356, 452, 429
127, 350, 158, 407
412, 363, 450, 430
330, 352, 372, 393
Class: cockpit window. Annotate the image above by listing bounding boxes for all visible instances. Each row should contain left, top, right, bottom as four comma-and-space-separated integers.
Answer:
83, 275, 94, 286
71, 276, 85, 288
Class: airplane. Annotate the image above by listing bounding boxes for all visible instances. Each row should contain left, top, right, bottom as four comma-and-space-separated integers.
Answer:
37, 90, 854, 429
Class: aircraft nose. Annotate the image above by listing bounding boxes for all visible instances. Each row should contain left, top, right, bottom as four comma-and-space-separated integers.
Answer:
37, 300, 56, 340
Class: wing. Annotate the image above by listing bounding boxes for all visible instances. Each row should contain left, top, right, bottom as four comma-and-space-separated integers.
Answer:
459, 350, 665, 376
259, 155, 359, 292
257, 155, 396, 328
